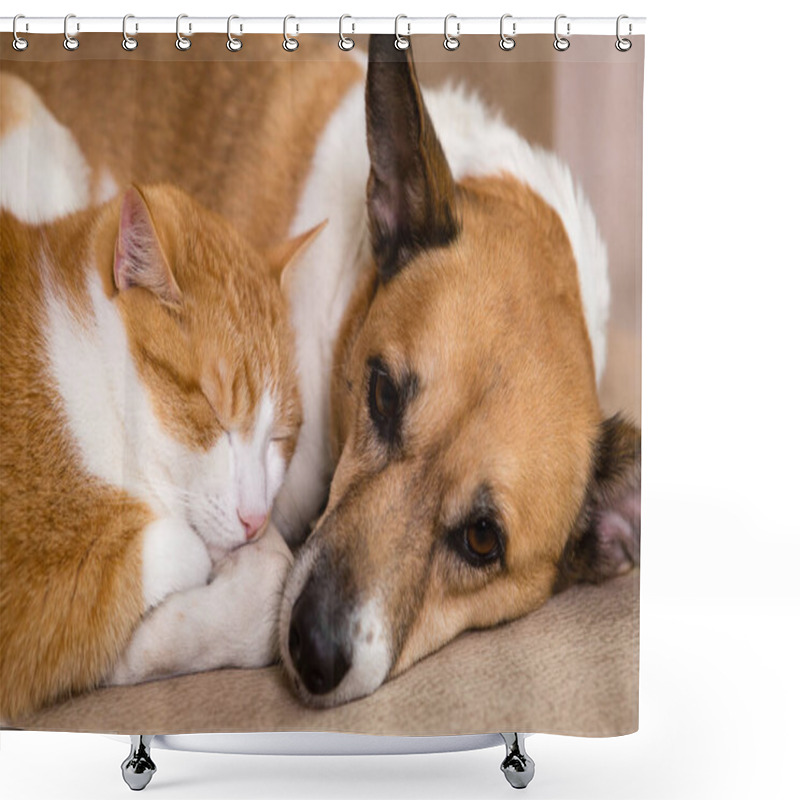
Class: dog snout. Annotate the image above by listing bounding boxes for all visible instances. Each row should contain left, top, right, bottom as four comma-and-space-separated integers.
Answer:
288, 579, 352, 695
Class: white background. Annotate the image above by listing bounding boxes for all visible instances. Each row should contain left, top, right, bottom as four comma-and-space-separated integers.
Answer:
2, 1, 799, 798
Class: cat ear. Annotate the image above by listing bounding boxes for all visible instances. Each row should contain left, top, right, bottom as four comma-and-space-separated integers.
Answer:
267, 220, 328, 295
557, 415, 641, 588
113, 186, 182, 305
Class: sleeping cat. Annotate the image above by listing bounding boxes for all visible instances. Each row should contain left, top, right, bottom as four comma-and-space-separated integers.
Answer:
0, 184, 319, 721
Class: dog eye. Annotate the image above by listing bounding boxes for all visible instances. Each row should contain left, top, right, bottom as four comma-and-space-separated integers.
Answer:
368, 362, 401, 441
454, 518, 504, 567
467, 521, 499, 557
373, 371, 398, 420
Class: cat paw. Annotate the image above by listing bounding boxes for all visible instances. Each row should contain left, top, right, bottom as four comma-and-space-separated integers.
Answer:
139, 517, 212, 611
108, 617, 174, 686
107, 524, 293, 685
207, 524, 294, 667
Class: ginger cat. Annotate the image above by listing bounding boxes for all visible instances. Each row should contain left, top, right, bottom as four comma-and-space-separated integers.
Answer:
0, 184, 318, 721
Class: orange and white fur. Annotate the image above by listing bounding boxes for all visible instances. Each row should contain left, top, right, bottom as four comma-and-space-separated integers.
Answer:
1, 38, 640, 710
0, 76, 322, 719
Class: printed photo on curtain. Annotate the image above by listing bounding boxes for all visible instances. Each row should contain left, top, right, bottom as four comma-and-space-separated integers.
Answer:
0, 25, 643, 760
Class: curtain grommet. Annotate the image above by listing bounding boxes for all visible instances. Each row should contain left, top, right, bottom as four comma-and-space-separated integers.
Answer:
283, 15, 299, 51
63, 13, 79, 51
554, 14, 570, 51
338, 14, 355, 51
12, 15, 28, 51
444, 14, 460, 51
394, 15, 410, 50
615, 15, 632, 51
227, 15, 243, 52
176, 14, 191, 50
122, 14, 138, 51
499, 14, 516, 51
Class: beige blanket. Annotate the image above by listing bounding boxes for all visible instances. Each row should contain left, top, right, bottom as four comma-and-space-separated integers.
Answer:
14, 572, 638, 736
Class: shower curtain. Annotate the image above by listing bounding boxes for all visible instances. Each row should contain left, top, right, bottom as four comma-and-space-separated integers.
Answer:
0, 27, 643, 740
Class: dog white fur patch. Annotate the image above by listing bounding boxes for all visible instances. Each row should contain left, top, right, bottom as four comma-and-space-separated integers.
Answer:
274, 84, 374, 544
425, 85, 610, 379
331, 597, 392, 705
277, 535, 392, 706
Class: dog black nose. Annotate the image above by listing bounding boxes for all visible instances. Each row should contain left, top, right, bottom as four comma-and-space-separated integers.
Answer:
288, 580, 352, 695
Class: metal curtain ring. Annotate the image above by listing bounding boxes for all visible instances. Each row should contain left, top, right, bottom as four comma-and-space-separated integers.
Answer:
63, 13, 79, 51
12, 14, 28, 51
443, 14, 460, 51
122, 14, 138, 51
227, 15, 243, 51
283, 15, 299, 51
394, 15, 410, 50
499, 14, 515, 51
554, 14, 570, 51
339, 14, 355, 51
616, 14, 632, 52
176, 14, 191, 50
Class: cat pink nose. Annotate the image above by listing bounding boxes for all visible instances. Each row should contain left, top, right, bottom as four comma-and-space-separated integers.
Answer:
238, 510, 268, 540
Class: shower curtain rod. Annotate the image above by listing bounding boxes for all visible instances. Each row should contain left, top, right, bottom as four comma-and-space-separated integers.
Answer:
0, 16, 645, 37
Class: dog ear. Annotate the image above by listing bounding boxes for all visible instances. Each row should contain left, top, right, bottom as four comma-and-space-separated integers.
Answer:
366, 35, 459, 282
556, 415, 641, 589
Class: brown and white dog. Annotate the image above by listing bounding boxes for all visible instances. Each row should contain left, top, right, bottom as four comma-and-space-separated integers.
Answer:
0, 35, 639, 707
277, 38, 640, 707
